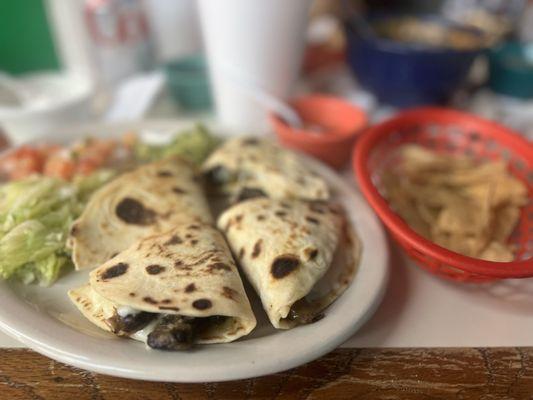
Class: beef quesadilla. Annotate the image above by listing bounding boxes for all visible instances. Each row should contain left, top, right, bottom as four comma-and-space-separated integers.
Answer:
69, 223, 256, 350
69, 156, 212, 270
218, 197, 360, 329
201, 137, 329, 202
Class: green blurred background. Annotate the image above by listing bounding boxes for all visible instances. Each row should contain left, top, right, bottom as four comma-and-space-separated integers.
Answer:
0, 0, 60, 74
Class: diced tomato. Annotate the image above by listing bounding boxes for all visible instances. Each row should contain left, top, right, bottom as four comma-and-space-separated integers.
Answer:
43, 156, 76, 180
0, 146, 45, 180
75, 158, 99, 175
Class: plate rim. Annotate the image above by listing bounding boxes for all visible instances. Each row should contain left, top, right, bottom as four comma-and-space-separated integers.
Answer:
0, 119, 389, 382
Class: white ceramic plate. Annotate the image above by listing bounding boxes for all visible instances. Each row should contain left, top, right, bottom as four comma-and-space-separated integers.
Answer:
0, 120, 388, 382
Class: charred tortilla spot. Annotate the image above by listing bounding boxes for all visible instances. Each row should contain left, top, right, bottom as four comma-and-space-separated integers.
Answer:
165, 235, 182, 246
271, 255, 300, 279
146, 264, 165, 275
185, 233, 193, 239
304, 247, 319, 261
129, 292, 136, 297
309, 202, 327, 214
185, 283, 196, 293
158, 306, 180, 312
174, 260, 183, 267
208, 262, 231, 272
192, 299, 212, 310
188, 224, 200, 230
239, 247, 245, 259
190, 239, 198, 246
157, 170, 173, 177
251, 239, 262, 258
305, 216, 320, 225
280, 202, 291, 209
275, 210, 287, 218
257, 214, 266, 221
143, 296, 158, 305
222, 286, 238, 301
101, 263, 128, 280
172, 186, 186, 194
116, 198, 156, 225
161, 299, 172, 304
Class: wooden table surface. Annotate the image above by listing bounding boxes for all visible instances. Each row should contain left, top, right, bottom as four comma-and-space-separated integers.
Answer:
1, 348, 532, 399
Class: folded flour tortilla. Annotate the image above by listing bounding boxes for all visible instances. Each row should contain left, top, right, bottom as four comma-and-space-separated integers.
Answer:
69, 223, 256, 349
201, 137, 330, 202
69, 156, 212, 270
218, 197, 359, 329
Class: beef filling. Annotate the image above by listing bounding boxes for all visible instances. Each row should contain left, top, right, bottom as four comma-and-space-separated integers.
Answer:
107, 311, 156, 335
146, 315, 228, 351
282, 298, 324, 326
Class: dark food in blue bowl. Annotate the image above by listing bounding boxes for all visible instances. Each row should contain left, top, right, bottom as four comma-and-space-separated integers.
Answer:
345, 15, 487, 107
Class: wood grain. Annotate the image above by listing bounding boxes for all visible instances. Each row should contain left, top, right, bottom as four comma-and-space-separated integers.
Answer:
0, 348, 532, 399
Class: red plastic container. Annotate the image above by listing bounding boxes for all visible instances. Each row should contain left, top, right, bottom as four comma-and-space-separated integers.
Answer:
271, 95, 367, 169
354, 107, 533, 282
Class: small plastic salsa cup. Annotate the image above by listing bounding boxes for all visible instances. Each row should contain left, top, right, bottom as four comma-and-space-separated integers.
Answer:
270, 95, 367, 169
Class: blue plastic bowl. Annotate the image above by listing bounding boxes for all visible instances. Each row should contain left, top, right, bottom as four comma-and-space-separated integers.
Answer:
345, 15, 484, 107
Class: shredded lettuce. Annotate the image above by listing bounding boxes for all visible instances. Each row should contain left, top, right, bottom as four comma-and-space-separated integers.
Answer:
0, 170, 114, 286
135, 124, 220, 165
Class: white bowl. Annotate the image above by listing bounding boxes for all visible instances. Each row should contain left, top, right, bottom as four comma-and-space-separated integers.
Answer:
0, 72, 94, 145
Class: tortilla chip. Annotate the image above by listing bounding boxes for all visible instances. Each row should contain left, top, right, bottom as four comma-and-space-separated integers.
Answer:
383, 145, 527, 262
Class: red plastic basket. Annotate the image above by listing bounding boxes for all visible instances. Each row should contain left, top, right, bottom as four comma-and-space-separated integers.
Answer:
354, 107, 533, 282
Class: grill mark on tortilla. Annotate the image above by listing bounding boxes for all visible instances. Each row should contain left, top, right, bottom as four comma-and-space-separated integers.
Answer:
207, 262, 231, 272
161, 299, 172, 304
157, 170, 173, 177
251, 239, 262, 258
158, 306, 180, 312
222, 286, 238, 301
146, 264, 166, 275
172, 187, 186, 194
192, 299, 212, 310
185, 283, 196, 293
305, 216, 320, 225
115, 198, 156, 225
271, 255, 300, 279
143, 296, 158, 305
309, 202, 327, 214
165, 235, 182, 245
304, 247, 319, 261
101, 263, 128, 280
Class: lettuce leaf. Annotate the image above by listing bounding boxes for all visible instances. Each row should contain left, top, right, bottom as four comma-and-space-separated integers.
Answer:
0, 170, 114, 286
